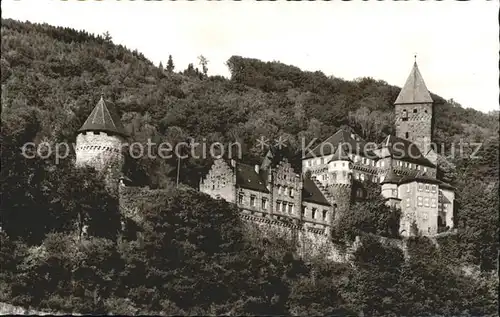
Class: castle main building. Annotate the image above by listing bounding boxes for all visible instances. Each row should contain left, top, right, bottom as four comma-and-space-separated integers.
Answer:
200, 61, 455, 237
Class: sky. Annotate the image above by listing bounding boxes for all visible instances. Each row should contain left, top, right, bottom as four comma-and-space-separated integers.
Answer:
2, 0, 498, 113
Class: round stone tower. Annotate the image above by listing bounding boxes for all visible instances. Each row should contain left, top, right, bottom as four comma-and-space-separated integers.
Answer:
326, 145, 353, 226
75, 95, 128, 195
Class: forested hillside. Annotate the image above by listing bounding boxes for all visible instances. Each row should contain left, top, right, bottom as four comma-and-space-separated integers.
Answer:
1, 19, 498, 315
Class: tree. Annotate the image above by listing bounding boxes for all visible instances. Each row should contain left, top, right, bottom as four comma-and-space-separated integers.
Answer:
166, 55, 174, 73
103, 31, 112, 43
198, 55, 209, 77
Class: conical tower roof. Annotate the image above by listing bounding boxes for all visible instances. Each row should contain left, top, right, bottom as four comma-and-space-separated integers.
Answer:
78, 95, 128, 137
394, 61, 433, 105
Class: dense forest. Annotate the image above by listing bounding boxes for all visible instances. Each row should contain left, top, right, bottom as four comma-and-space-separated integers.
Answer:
0, 19, 498, 315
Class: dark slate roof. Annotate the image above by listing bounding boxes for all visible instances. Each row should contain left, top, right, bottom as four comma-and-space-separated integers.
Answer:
304, 129, 376, 159
302, 177, 331, 206
399, 173, 442, 185
380, 135, 435, 167
235, 163, 269, 193
394, 61, 433, 105
78, 96, 128, 137
381, 169, 401, 184
328, 144, 352, 162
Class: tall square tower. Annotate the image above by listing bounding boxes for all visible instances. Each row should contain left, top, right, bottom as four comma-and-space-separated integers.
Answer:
394, 61, 434, 156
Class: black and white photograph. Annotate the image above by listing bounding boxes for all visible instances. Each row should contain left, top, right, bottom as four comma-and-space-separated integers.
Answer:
0, 0, 498, 315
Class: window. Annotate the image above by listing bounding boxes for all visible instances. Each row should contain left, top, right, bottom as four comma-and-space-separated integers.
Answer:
238, 193, 244, 204
406, 184, 410, 193
277, 185, 281, 195
424, 109, 428, 114
262, 198, 268, 210
250, 195, 256, 207
282, 202, 287, 213
418, 183, 423, 191
342, 162, 345, 167
417, 165, 421, 170
425, 185, 429, 192
392, 189, 398, 196
424, 197, 429, 207
276, 201, 281, 211
312, 208, 317, 219
431, 185, 436, 193
357, 188, 363, 198
301, 206, 306, 218
413, 109, 418, 113
417, 196, 423, 206
423, 212, 428, 220
288, 203, 294, 214
406, 198, 410, 207
405, 132, 409, 139
402, 109, 408, 121
320, 157, 324, 164
360, 174, 365, 181
323, 210, 328, 221
424, 167, 428, 173
332, 173, 337, 182
355, 173, 359, 180
322, 174, 327, 181
289, 188, 294, 197
381, 161, 385, 167
431, 198, 436, 208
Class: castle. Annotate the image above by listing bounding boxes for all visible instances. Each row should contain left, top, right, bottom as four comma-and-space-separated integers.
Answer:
199, 61, 455, 238
74, 61, 455, 249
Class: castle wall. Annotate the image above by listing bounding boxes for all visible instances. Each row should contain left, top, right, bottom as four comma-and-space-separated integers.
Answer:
237, 188, 271, 215
199, 159, 237, 203
399, 181, 439, 236
439, 188, 455, 229
271, 161, 302, 217
395, 102, 433, 155
75, 131, 125, 196
241, 212, 350, 262
301, 201, 333, 230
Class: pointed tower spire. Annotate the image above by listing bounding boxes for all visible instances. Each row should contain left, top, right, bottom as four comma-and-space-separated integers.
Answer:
394, 59, 433, 105
78, 95, 128, 137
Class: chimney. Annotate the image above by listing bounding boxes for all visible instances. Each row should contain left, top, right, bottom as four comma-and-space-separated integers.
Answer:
255, 164, 260, 174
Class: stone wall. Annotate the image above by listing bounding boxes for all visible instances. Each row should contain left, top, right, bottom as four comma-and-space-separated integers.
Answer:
75, 131, 125, 196
395, 102, 433, 155
240, 212, 352, 263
